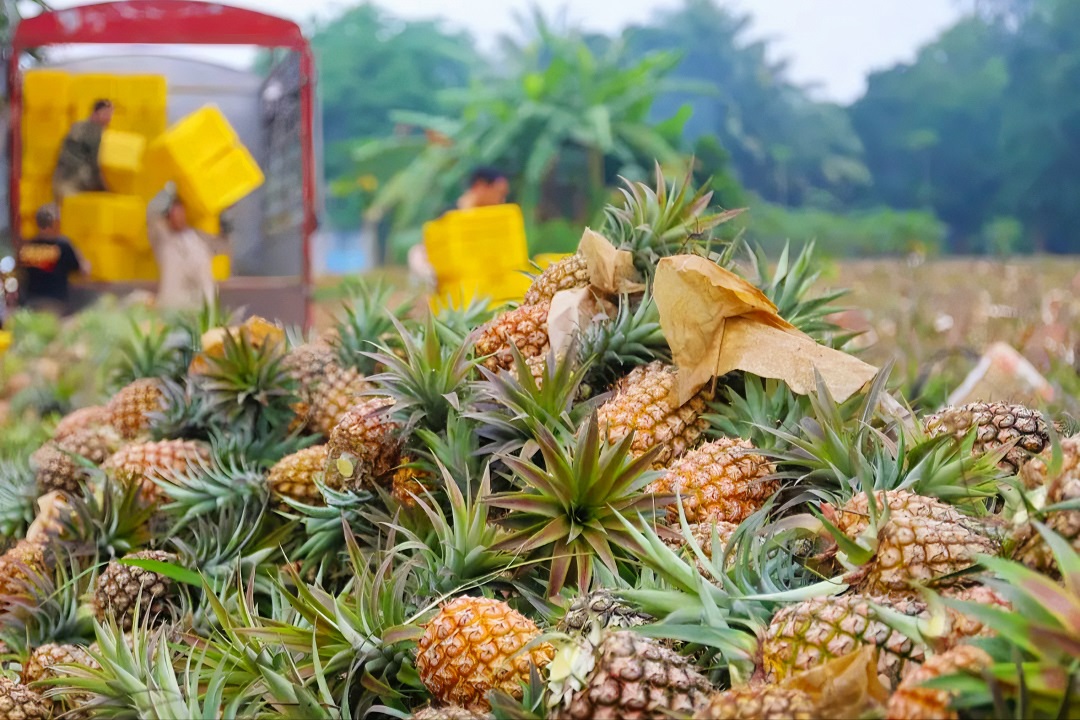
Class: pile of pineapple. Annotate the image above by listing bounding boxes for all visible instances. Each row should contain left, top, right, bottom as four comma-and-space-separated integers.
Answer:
1, 171, 1078, 720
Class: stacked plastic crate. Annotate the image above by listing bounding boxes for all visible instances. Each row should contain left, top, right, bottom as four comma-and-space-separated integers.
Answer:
21, 69, 263, 283
422, 204, 533, 310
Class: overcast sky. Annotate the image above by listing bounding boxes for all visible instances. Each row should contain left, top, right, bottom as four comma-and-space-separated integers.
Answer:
41, 0, 966, 103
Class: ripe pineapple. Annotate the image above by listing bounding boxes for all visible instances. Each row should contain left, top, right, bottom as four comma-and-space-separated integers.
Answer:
557, 590, 653, 635
0, 540, 50, 596
597, 361, 713, 467
0, 677, 50, 720
1014, 435, 1079, 572
827, 490, 971, 539
390, 459, 430, 507
268, 444, 328, 506
105, 378, 164, 440
21, 642, 98, 684
284, 341, 373, 436
696, 686, 816, 720
924, 401, 1049, 473
190, 315, 284, 375
93, 550, 178, 631
52, 405, 111, 441
547, 629, 713, 719
852, 512, 1000, 595
886, 644, 991, 720
24, 492, 74, 545
646, 437, 776, 524
103, 439, 210, 505
31, 424, 122, 495
762, 594, 927, 686
939, 584, 1012, 647
523, 253, 590, 306
475, 302, 550, 373
410, 707, 487, 720
415, 596, 554, 712
324, 398, 403, 493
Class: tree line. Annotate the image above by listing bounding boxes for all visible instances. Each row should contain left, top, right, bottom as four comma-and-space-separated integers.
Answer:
311, 0, 1078, 257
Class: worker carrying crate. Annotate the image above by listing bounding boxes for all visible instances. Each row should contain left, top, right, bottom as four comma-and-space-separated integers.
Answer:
52, 99, 114, 206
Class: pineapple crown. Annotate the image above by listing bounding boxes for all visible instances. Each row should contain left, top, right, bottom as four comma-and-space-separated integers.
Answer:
110, 320, 193, 390
470, 343, 594, 457
412, 411, 483, 485
705, 373, 813, 451
602, 162, 744, 276
331, 279, 414, 375
0, 454, 36, 541
576, 292, 670, 393
364, 313, 479, 434
433, 296, 497, 348
62, 474, 156, 559
0, 546, 94, 651
484, 413, 666, 597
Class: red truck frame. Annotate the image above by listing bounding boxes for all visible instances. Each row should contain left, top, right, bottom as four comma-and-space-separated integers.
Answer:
7, 0, 318, 329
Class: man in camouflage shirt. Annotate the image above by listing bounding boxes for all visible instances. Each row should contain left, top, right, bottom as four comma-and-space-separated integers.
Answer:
52, 99, 113, 205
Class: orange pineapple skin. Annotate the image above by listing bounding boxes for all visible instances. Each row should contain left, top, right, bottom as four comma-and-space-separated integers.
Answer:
1015, 435, 1080, 572
103, 439, 210, 505
597, 361, 712, 467
105, 378, 164, 440
268, 445, 329, 506
648, 438, 776, 524
523, 253, 590, 306
475, 302, 550, 373
696, 686, 816, 720
0, 539, 50, 596
415, 596, 554, 712
924, 401, 1049, 473
324, 397, 403, 492
52, 405, 111, 441
939, 584, 1012, 647
830, 490, 971, 539
886, 645, 991, 720
390, 459, 430, 507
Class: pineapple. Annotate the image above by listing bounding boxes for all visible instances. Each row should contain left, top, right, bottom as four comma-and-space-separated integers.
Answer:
267, 444, 328, 506
0, 677, 50, 720
826, 490, 972, 539
410, 707, 487, 720
924, 401, 1050, 473
939, 584, 1012, 647
475, 301, 550, 373
390, 459, 430, 508
0, 540, 50, 596
596, 361, 712, 467
103, 439, 210, 506
415, 595, 554, 712
21, 642, 98, 685
93, 550, 178, 631
662, 520, 740, 572
885, 644, 991, 720
105, 378, 164, 440
324, 397, 403, 493
696, 686, 816, 720
52, 405, 111, 441
523, 253, 590, 306
1014, 435, 1080, 572
189, 315, 284, 375
547, 629, 713, 719
558, 590, 653, 635
298, 346, 373, 437
31, 424, 121, 495
762, 594, 928, 686
646, 437, 776, 524
24, 492, 74, 545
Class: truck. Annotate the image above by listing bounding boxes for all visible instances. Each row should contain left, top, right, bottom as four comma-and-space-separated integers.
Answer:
4, 0, 321, 329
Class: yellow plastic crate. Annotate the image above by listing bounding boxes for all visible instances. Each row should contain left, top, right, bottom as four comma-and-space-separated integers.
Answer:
68, 74, 118, 121
191, 213, 220, 236
99, 130, 146, 195
23, 69, 71, 110
424, 204, 529, 280
211, 255, 231, 281
20, 177, 53, 216
0, 330, 11, 356
60, 193, 147, 251
148, 105, 263, 216
20, 109, 68, 176
86, 239, 138, 281
117, 75, 167, 109
131, 248, 160, 281
433, 269, 531, 310
533, 252, 573, 270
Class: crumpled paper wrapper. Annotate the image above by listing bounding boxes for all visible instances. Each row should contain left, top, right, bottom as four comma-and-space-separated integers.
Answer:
654, 254, 878, 405
579, 228, 645, 295
547, 287, 615, 357
782, 647, 890, 718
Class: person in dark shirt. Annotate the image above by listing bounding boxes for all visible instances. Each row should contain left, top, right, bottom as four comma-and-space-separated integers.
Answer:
18, 204, 89, 316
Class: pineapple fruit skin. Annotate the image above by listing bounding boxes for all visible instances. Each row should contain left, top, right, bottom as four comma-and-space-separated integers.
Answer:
103, 439, 210, 505
939, 584, 1012, 646
0, 676, 50, 720
324, 398, 403, 493
285, 342, 373, 436
558, 590, 652, 635
390, 459, 430, 507
647, 438, 776, 524
886, 644, 991, 720
597, 361, 712, 468
52, 405, 111, 441
268, 444, 328, 506
0, 540, 49, 596
1015, 435, 1080, 572
31, 425, 122, 495
553, 630, 712, 720
696, 686, 816, 720
924, 401, 1049, 472
475, 302, 551, 373
105, 378, 164, 440
762, 594, 927, 686
410, 707, 487, 720
415, 596, 553, 712
93, 550, 177, 631
524, 253, 590, 306
21, 642, 98, 684
831, 491, 971, 538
